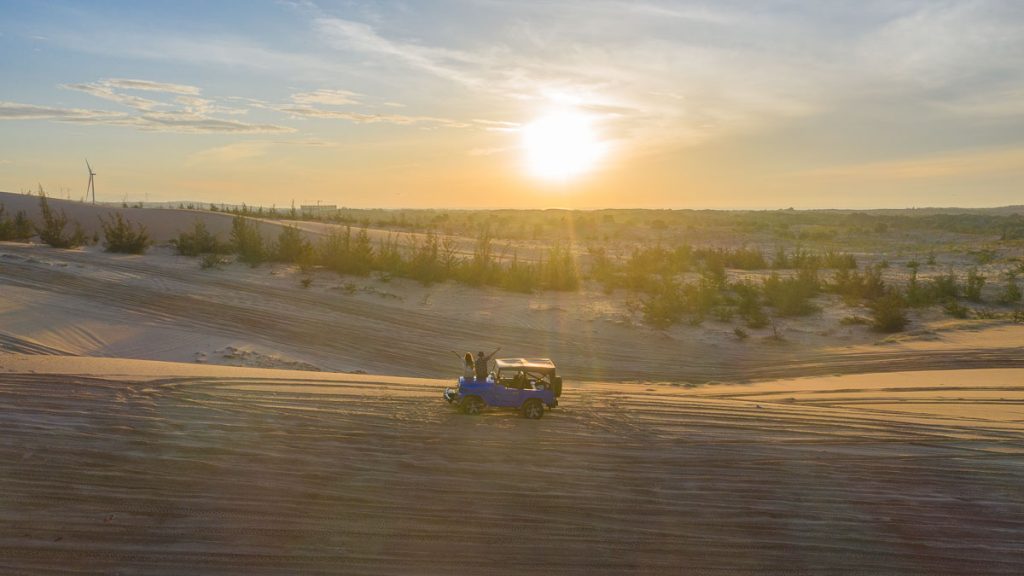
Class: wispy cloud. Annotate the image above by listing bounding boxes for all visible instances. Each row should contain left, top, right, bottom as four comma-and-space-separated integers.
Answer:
127, 113, 293, 134
62, 81, 164, 111
303, 1, 1024, 160
314, 17, 486, 88
0, 101, 124, 121
280, 105, 469, 128
4, 77, 293, 134
102, 78, 201, 95
290, 89, 361, 106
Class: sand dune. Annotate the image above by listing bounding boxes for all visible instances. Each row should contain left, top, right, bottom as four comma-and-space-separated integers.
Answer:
1, 356, 1022, 574
0, 191, 493, 257
3, 201, 1024, 573
3, 241, 1023, 383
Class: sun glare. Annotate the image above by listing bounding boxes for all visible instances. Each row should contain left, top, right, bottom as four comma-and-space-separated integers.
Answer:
522, 110, 606, 182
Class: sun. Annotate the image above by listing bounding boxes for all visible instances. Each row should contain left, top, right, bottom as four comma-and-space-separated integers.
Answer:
522, 110, 606, 182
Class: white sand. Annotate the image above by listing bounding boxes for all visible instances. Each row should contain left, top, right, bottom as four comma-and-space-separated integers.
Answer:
1, 356, 1022, 574
2, 195, 1024, 573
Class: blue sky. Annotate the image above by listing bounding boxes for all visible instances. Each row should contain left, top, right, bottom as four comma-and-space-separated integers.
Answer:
1, 0, 1023, 208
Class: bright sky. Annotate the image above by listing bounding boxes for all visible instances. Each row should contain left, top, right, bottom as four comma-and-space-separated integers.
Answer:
1, 1, 1023, 209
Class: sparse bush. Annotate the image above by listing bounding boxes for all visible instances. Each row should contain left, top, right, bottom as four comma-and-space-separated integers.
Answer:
173, 220, 226, 256
541, 242, 579, 291
100, 212, 152, 254
733, 327, 749, 340
406, 230, 445, 285
640, 277, 686, 328
904, 269, 932, 307
199, 253, 223, 269
997, 272, 1022, 305
762, 270, 819, 316
971, 249, 996, 265
823, 250, 857, 270
230, 216, 266, 266
964, 267, 985, 302
273, 225, 312, 264
771, 247, 791, 269
35, 192, 85, 248
944, 300, 969, 319
501, 252, 539, 293
870, 291, 908, 332
463, 226, 496, 286
930, 271, 959, 301
0, 204, 33, 241
587, 245, 619, 290
733, 280, 768, 328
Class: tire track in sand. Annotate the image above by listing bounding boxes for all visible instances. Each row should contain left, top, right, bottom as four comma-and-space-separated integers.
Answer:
1, 372, 1022, 574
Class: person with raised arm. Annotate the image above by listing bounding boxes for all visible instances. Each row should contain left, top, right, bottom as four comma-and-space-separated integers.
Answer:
474, 347, 501, 381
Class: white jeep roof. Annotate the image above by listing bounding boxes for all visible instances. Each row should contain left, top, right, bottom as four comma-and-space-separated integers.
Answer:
494, 358, 557, 373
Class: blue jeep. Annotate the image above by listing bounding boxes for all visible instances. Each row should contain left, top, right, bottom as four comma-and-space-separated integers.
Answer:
444, 358, 562, 419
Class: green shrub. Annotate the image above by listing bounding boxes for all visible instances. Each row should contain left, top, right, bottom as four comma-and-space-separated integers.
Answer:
316, 226, 372, 276
640, 277, 685, 328
930, 271, 959, 301
35, 193, 85, 248
541, 242, 579, 291
904, 269, 933, 307
199, 253, 223, 269
762, 270, 819, 316
173, 220, 225, 256
100, 212, 152, 254
230, 216, 266, 266
0, 204, 33, 241
405, 230, 445, 285
501, 253, 539, 293
273, 225, 312, 264
944, 300, 969, 319
823, 250, 857, 270
997, 273, 1022, 305
964, 267, 985, 302
733, 280, 768, 328
870, 291, 908, 332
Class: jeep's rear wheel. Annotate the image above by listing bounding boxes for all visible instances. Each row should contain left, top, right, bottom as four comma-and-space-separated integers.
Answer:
522, 399, 544, 419
461, 396, 484, 415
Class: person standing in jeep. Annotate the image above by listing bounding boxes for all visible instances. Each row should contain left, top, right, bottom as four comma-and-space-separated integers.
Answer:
475, 347, 500, 380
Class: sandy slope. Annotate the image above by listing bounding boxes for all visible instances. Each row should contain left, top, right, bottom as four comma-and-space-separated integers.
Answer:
0, 190, 498, 257
0, 356, 1022, 575
3, 200, 1024, 573
3, 241, 1023, 383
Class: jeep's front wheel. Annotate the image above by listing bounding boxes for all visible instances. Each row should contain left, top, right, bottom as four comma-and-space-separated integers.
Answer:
522, 399, 544, 419
461, 396, 485, 415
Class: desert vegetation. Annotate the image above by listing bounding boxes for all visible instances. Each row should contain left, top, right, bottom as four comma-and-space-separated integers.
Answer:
0, 203, 33, 242
35, 193, 86, 249
6, 191, 1020, 337
170, 220, 227, 257
100, 213, 152, 254
161, 208, 1024, 337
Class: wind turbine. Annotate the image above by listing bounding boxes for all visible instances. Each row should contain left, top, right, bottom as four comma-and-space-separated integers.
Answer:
85, 159, 96, 204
